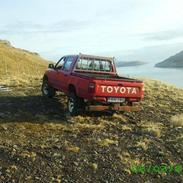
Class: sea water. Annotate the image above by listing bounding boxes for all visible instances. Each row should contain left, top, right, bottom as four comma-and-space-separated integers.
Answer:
117, 63, 183, 89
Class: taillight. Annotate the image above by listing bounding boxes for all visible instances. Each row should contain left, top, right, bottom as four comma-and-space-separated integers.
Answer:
88, 82, 95, 93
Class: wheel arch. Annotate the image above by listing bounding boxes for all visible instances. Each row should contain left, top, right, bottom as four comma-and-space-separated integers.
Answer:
68, 84, 77, 95
43, 74, 48, 81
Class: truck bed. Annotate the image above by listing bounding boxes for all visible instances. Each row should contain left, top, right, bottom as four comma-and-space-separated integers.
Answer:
72, 72, 142, 83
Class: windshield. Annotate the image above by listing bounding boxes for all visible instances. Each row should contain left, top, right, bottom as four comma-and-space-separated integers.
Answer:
75, 58, 113, 72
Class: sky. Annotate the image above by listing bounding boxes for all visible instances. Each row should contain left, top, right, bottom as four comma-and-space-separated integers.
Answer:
1, 0, 183, 62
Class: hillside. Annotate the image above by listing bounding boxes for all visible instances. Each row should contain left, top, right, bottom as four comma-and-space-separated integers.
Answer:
116, 61, 146, 67
0, 40, 49, 85
155, 50, 183, 68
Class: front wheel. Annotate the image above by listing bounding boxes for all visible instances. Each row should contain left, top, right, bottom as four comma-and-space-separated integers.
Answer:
41, 79, 55, 98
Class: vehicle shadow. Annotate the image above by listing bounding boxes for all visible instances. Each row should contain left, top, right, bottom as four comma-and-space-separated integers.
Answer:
0, 93, 115, 124
0, 95, 68, 123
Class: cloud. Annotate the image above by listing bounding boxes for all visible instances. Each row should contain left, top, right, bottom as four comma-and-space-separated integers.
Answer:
142, 29, 183, 41
0, 19, 92, 35
51, 19, 92, 32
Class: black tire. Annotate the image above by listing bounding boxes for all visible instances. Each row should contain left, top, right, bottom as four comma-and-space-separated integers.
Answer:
41, 79, 55, 98
67, 92, 85, 116
67, 92, 79, 116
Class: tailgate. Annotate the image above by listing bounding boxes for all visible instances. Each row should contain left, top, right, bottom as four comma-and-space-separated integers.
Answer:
95, 79, 144, 98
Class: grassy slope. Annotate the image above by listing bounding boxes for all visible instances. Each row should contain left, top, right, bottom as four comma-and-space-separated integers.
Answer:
0, 40, 48, 85
0, 42, 183, 182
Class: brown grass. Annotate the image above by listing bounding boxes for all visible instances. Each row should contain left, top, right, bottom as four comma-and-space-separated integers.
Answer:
97, 138, 118, 147
135, 137, 151, 151
139, 121, 163, 138
118, 151, 142, 174
170, 114, 183, 127
0, 40, 50, 85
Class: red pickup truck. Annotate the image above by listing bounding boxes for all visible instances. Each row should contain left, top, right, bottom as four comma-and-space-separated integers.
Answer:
42, 53, 144, 115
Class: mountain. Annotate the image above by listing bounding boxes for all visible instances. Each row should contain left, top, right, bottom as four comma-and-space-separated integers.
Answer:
116, 61, 146, 67
155, 50, 183, 68
0, 39, 49, 82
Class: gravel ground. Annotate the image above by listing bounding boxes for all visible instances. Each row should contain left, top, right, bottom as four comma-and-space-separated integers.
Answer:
0, 79, 183, 183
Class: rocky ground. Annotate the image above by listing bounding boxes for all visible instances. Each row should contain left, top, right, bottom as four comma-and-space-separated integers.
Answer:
0, 78, 183, 183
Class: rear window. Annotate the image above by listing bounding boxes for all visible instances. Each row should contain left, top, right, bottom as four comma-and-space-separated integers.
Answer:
75, 58, 113, 72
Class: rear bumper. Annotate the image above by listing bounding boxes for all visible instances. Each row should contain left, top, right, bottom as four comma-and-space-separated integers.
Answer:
86, 104, 140, 112
91, 96, 142, 103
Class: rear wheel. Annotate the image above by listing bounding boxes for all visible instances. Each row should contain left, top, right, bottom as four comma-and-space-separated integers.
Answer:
67, 92, 85, 116
41, 79, 55, 98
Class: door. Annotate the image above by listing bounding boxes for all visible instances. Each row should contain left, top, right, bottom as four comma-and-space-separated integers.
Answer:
56, 56, 75, 92
50, 57, 66, 89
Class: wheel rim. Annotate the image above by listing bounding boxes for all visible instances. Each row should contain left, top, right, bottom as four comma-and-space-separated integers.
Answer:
43, 82, 49, 95
68, 98, 74, 113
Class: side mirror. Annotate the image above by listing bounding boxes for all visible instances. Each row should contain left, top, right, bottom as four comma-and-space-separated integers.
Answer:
48, 64, 54, 69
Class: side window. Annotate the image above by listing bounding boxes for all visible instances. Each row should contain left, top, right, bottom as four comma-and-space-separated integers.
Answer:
55, 57, 66, 69
63, 56, 74, 71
